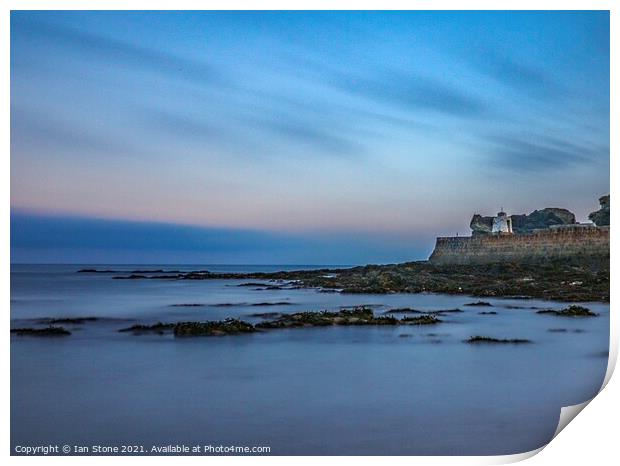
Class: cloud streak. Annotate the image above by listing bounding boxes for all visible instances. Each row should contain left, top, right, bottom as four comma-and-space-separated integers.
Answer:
11, 16, 226, 90
328, 70, 487, 118
11, 107, 131, 156
485, 135, 607, 171
470, 48, 559, 96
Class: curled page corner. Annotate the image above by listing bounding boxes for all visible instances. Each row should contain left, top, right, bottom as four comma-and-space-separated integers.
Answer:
494, 445, 546, 464
495, 344, 617, 464
490, 400, 594, 465
547, 341, 617, 445
552, 399, 592, 439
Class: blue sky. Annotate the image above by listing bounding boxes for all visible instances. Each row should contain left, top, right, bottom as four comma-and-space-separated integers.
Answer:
10, 11, 609, 264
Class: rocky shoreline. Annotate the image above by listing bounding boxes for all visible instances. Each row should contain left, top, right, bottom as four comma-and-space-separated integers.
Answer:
91, 258, 609, 302
11, 304, 599, 343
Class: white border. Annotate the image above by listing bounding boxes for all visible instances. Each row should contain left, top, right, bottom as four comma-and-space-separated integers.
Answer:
2, 2, 616, 464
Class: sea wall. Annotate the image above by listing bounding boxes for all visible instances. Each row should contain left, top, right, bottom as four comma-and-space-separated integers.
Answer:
428, 226, 610, 264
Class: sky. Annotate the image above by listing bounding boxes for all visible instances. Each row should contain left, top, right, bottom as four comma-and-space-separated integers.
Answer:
10, 11, 610, 264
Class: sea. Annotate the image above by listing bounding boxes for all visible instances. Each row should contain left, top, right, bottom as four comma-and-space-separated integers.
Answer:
10, 264, 610, 455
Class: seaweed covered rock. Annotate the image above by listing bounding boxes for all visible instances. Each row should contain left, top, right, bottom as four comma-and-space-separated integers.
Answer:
536, 305, 598, 317
401, 315, 442, 325
427, 308, 463, 315
92, 256, 610, 302
118, 322, 175, 335
465, 336, 531, 344
39, 317, 100, 325
174, 319, 255, 337
256, 307, 399, 329
11, 326, 71, 336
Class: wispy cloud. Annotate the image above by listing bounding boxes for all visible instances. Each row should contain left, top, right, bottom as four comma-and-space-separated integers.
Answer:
485, 135, 607, 171
470, 48, 558, 96
241, 113, 361, 156
328, 70, 487, 118
12, 17, 226, 89
11, 107, 131, 156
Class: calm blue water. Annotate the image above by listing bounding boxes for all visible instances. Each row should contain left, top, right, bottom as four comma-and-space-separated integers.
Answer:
11, 264, 609, 455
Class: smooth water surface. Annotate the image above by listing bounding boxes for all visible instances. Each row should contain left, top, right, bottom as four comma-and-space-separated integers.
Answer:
10, 264, 609, 455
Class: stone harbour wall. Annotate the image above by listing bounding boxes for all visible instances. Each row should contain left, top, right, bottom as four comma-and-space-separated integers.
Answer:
429, 226, 610, 264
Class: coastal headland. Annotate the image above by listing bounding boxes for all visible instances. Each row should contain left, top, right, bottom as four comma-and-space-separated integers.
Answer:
80, 196, 609, 302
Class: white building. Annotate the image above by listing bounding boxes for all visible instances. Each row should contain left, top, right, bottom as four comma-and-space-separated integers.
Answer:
492, 210, 513, 234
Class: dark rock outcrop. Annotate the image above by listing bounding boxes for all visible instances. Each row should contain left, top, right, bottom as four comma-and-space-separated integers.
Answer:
11, 326, 71, 336
118, 320, 255, 336
174, 319, 256, 337
589, 195, 610, 226
470, 215, 494, 235
255, 307, 402, 329
118, 322, 175, 334
510, 208, 576, 233
465, 336, 531, 344
536, 305, 598, 317
401, 315, 443, 325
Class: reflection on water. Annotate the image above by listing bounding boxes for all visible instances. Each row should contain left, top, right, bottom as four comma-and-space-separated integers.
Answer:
10, 264, 609, 455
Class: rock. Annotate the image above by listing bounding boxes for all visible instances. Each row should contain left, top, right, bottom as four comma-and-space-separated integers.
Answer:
39, 317, 100, 325
119, 319, 257, 336
251, 302, 292, 306
536, 305, 598, 317
464, 301, 493, 306
465, 336, 531, 344
470, 215, 494, 235
255, 307, 442, 329
79, 258, 610, 302
426, 308, 463, 315
401, 315, 442, 325
130, 269, 181, 274
589, 195, 610, 226
174, 319, 255, 337
209, 302, 248, 307
118, 322, 175, 334
11, 326, 71, 336
478, 311, 497, 315
256, 307, 399, 329
113, 274, 148, 280
511, 208, 576, 233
